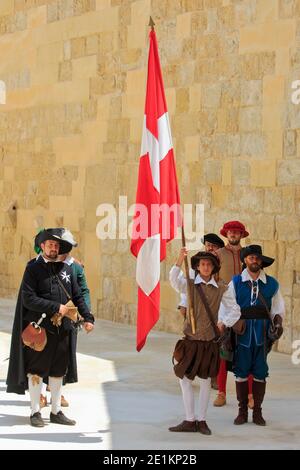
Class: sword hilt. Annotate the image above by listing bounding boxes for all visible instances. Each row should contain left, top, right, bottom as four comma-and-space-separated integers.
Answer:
35, 313, 46, 327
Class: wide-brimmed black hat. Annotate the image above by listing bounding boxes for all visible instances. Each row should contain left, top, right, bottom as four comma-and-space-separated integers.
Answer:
34, 228, 74, 255
201, 233, 225, 248
191, 251, 220, 274
240, 245, 274, 268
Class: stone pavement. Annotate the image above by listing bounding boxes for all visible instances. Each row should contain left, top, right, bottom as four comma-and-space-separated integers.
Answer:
0, 298, 299, 450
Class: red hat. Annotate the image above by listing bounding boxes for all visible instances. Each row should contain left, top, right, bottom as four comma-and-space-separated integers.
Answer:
220, 221, 249, 238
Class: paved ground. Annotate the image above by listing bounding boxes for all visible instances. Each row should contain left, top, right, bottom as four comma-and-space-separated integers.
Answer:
0, 298, 300, 450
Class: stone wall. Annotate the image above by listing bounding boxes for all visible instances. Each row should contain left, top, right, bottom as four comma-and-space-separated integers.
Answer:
0, 0, 299, 353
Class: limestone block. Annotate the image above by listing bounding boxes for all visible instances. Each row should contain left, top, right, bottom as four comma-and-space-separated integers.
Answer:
279, 0, 296, 19
72, 55, 97, 80
232, 159, 250, 185
185, 135, 200, 162
241, 79, 262, 106
263, 76, 285, 105
251, 160, 277, 187
240, 133, 265, 157
240, 106, 262, 132
247, 214, 275, 240
201, 83, 221, 108
265, 130, 283, 160
222, 159, 232, 186
176, 12, 192, 39
37, 41, 64, 67
71, 36, 86, 59
204, 159, 222, 184
276, 215, 300, 241
96, 0, 111, 10
58, 60, 72, 81
28, 5, 47, 29
122, 93, 145, 119
235, 0, 257, 28
278, 160, 300, 185
211, 185, 230, 209
283, 130, 297, 158
276, 47, 290, 74
263, 104, 283, 132
0, 0, 14, 16
264, 188, 283, 213
176, 88, 189, 113
256, 0, 279, 23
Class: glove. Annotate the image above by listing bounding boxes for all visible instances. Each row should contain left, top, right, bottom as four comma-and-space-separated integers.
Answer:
268, 315, 283, 342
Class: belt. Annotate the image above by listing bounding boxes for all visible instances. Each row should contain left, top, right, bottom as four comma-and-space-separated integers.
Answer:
240, 306, 269, 320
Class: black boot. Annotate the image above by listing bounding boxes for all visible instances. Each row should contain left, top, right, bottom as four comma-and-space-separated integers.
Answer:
252, 380, 266, 426
234, 381, 248, 425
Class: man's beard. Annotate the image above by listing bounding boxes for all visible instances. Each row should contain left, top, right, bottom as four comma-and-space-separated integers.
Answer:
248, 263, 261, 273
228, 239, 240, 246
45, 251, 58, 260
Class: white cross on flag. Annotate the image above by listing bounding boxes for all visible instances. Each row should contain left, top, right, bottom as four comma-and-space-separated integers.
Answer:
130, 29, 182, 351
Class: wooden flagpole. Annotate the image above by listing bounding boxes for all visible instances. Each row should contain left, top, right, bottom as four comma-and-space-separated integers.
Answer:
181, 226, 196, 334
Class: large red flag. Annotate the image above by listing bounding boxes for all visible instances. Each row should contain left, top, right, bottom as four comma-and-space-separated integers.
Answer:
130, 29, 181, 351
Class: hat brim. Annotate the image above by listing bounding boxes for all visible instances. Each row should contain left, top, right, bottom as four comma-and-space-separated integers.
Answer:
35, 230, 73, 255
201, 233, 225, 248
191, 252, 220, 274
241, 252, 274, 268
220, 228, 249, 238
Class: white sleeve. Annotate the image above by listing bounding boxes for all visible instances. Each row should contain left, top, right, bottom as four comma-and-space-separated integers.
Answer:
169, 265, 187, 295
178, 293, 187, 308
270, 288, 285, 320
218, 281, 241, 327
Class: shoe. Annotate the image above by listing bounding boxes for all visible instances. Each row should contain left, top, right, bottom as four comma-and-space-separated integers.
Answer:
40, 394, 47, 408
30, 412, 45, 427
61, 395, 69, 407
213, 392, 226, 407
197, 420, 212, 435
50, 411, 76, 425
169, 420, 198, 432
248, 393, 254, 409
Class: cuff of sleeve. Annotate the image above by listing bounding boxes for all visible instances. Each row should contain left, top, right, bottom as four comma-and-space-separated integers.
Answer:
83, 313, 94, 324
50, 302, 60, 314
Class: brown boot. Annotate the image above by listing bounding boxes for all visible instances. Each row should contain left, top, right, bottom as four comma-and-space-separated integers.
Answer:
169, 420, 198, 432
234, 381, 248, 425
61, 395, 69, 407
39, 394, 47, 408
213, 392, 226, 407
197, 420, 212, 435
252, 380, 266, 426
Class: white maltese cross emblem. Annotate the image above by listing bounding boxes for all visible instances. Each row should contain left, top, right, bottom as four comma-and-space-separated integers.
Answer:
60, 271, 71, 283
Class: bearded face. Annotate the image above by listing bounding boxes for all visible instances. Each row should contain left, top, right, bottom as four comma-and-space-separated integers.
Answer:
226, 229, 242, 246
41, 240, 60, 260
245, 255, 262, 273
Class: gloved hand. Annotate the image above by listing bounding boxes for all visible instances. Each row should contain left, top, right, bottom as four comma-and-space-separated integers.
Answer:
268, 315, 283, 341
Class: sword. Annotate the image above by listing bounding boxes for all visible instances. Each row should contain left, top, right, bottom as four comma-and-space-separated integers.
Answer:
31, 313, 46, 330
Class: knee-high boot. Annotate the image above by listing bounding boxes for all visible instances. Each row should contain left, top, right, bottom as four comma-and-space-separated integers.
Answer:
234, 381, 248, 425
252, 380, 266, 426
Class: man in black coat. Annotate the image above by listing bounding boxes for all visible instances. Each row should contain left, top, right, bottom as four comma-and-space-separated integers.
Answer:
6, 228, 94, 427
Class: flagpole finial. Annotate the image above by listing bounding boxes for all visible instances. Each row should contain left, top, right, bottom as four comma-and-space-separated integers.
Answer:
149, 16, 155, 30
